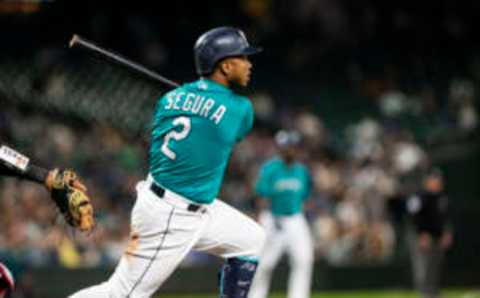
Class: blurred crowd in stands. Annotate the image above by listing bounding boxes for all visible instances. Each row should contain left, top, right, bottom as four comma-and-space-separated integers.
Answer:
0, 3, 478, 298
0, 0, 479, 272
0, 64, 477, 269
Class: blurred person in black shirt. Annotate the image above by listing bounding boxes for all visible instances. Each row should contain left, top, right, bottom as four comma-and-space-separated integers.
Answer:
406, 168, 453, 298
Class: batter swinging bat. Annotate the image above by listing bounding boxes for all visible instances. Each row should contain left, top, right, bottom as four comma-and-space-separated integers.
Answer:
69, 34, 180, 88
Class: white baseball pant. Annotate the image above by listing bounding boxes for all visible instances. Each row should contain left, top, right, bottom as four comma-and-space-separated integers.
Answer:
69, 177, 265, 298
248, 211, 314, 298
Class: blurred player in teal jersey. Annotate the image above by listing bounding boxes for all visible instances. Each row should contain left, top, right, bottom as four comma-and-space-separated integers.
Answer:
70, 27, 265, 298
249, 130, 314, 298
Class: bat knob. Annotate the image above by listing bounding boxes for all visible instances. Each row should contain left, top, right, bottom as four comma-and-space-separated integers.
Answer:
69, 34, 79, 48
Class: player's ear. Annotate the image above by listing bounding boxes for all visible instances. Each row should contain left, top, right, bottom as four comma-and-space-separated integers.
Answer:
218, 58, 232, 76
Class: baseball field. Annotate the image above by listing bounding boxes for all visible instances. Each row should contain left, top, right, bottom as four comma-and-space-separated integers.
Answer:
158, 289, 480, 298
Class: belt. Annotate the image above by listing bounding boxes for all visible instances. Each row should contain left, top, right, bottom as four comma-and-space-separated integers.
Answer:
150, 183, 203, 213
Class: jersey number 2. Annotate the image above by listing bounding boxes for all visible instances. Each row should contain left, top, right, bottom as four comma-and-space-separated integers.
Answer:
161, 116, 191, 160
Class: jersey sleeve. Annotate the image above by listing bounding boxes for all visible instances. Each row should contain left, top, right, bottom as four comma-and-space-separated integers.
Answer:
255, 163, 272, 199
236, 98, 254, 142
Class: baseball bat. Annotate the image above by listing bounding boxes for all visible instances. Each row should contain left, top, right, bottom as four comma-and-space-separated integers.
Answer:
69, 34, 180, 88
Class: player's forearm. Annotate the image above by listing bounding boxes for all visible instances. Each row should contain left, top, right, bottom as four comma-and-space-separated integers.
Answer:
21, 163, 50, 184
0, 144, 49, 186
1, 159, 49, 185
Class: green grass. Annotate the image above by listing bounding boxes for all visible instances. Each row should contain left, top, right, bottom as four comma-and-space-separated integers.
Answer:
157, 289, 480, 298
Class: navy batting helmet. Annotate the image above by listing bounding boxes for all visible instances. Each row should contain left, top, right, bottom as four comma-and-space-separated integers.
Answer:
275, 130, 301, 149
194, 27, 262, 76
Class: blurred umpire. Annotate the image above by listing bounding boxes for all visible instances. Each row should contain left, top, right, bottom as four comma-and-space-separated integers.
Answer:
406, 168, 453, 298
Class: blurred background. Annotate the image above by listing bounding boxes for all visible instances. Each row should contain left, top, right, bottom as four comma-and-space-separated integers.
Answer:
0, 0, 479, 297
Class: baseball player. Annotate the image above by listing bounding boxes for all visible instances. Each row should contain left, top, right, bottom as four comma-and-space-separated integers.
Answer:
70, 26, 265, 298
248, 130, 314, 298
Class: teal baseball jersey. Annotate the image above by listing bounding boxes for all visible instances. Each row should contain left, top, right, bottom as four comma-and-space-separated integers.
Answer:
149, 79, 254, 204
255, 158, 311, 216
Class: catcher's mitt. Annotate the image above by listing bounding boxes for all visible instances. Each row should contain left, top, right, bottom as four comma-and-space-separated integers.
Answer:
46, 169, 95, 233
